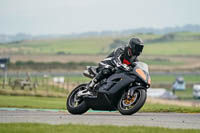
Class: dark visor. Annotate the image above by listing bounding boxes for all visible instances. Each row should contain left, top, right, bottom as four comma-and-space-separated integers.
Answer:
134, 44, 144, 55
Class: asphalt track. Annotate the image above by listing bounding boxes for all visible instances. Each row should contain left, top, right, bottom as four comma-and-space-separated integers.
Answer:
0, 108, 200, 129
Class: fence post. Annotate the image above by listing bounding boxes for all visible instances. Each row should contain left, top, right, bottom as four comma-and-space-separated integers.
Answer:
2, 78, 5, 89
34, 77, 37, 93
66, 78, 69, 92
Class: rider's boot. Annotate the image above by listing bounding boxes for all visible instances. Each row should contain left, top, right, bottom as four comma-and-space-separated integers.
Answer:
79, 70, 105, 96
81, 78, 97, 96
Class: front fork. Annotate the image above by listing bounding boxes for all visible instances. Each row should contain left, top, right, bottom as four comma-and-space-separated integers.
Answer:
127, 86, 146, 100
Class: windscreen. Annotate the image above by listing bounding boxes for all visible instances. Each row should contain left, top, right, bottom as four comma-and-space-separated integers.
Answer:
135, 62, 149, 73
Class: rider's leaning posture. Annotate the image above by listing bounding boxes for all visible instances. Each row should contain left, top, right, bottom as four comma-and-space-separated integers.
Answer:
83, 37, 144, 95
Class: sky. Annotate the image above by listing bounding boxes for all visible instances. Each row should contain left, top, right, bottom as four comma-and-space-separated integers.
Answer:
0, 0, 200, 35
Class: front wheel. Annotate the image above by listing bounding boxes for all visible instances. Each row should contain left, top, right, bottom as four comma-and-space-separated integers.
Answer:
66, 84, 89, 115
118, 89, 147, 115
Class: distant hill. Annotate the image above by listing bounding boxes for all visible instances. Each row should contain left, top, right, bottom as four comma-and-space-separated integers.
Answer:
0, 33, 33, 43
75, 24, 200, 37
1, 24, 200, 43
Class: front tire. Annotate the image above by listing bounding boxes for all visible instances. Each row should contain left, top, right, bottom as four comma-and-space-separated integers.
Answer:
66, 84, 89, 115
118, 89, 147, 115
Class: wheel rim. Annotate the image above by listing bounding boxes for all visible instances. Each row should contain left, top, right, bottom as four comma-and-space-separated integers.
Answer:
68, 85, 86, 108
119, 89, 141, 110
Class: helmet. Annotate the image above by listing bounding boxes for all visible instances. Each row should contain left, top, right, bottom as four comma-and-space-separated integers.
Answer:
127, 37, 144, 56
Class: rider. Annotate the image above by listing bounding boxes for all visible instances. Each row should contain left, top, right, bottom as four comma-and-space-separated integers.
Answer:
84, 37, 144, 95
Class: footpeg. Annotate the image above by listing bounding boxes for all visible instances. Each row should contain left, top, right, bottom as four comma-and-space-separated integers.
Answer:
77, 89, 93, 97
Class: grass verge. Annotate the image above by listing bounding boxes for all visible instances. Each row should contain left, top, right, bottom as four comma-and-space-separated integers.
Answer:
0, 123, 199, 133
141, 102, 200, 113
0, 95, 200, 113
0, 95, 66, 109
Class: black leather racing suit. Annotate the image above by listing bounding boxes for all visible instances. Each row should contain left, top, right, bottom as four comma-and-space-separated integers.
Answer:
94, 46, 138, 83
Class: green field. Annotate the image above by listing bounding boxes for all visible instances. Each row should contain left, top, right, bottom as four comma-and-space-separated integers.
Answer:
0, 123, 199, 133
0, 37, 113, 55
150, 74, 200, 83
0, 95, 200, 113
143, 59, 185, 66
143, 40, 200, 55
1, 32, 200, 55
175, 88, 193, 100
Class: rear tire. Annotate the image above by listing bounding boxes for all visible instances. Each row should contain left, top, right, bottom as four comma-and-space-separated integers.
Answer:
118, 89, 147, 115
66, 84, 89, 115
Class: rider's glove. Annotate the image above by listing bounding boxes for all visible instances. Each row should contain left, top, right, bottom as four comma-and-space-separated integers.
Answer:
121, 64, 131, 71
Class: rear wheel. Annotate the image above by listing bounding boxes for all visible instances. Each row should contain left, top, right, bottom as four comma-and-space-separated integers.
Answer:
118, 89, 147, 115
66, 84, 89, 115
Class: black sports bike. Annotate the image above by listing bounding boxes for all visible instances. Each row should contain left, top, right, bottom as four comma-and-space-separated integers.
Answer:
66, 62, 151, 115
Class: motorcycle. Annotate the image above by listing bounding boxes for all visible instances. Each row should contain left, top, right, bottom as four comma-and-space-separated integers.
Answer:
66, 62, 151, 115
